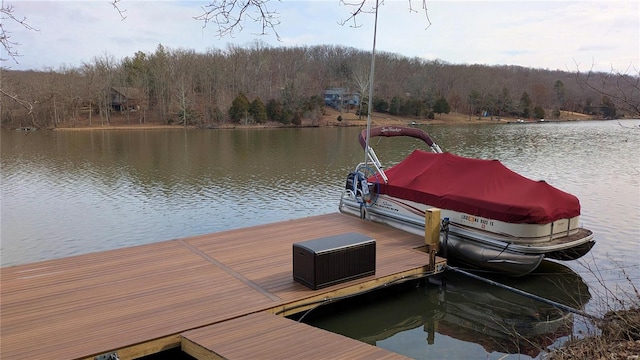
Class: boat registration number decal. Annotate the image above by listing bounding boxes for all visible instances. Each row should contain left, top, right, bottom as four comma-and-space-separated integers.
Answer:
461, 215, 494, 228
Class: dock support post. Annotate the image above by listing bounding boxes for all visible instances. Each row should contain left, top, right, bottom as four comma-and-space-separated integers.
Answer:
425, 208, 440, 271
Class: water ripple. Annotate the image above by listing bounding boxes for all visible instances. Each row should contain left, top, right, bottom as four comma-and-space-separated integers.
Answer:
2, 123, 638, 282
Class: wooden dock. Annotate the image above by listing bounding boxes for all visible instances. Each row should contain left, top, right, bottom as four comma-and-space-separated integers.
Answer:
181, 312, 410, 359
1, 213, 445, 359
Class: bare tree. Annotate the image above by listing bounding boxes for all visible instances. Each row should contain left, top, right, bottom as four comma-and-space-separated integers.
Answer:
148, 44, 171, 123
79, 63, 101, 126
170, 49, 199, 126
200, 49, 225, 125
85, 54, 119, 125
352, 59, 370, 119
575, 62, 640, 117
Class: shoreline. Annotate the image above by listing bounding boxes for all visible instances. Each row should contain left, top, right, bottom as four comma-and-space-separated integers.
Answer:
44, 119, 590, 132
25, 109, 596, 131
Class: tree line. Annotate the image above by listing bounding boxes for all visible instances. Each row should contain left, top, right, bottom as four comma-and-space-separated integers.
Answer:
1, 42, 637, 129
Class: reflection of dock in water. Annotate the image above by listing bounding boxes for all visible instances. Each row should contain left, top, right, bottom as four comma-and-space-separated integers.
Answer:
305, 261, 591, 357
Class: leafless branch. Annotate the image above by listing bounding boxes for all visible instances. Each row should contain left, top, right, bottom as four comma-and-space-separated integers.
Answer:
419, 0, 432, 30
403, 0, 433, 29
575, 59, 640, 116
339, 0, 431, 30
338, 0, 376, 28
0, 87, 39, 128
195, 0, 430, 40
1, 1, 40, 128
1, 0, 38, 63
0, 87, 32, 113
195, 0, 281, 40
110, 0, 127, 21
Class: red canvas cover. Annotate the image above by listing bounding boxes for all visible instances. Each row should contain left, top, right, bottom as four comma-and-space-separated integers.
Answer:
375, 150, 580, 224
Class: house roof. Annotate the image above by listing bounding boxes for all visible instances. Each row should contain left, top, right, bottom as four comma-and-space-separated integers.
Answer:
112, 87, 144, 100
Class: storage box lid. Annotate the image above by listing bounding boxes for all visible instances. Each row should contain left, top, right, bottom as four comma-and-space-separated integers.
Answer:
295, 232, 374, 254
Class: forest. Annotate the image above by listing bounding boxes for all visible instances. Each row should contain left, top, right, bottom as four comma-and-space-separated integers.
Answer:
1, 42, 638, 129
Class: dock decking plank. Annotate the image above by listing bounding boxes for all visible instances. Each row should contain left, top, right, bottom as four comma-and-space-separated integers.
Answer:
181, 312, 410, 359
185, 213, 431, 301
1, 241, 277, 359
1, 213, 440, 359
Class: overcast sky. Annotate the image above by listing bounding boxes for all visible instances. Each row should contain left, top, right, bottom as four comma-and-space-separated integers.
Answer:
3, 0, 639, 73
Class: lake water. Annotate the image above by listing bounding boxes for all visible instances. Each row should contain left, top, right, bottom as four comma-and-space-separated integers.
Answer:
2, 120, 639, 359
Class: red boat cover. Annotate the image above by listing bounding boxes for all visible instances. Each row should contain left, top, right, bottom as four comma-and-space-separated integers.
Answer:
375, 150, 581, 224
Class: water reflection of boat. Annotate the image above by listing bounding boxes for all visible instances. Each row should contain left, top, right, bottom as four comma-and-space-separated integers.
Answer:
304, 261, 591, 358
432, 261, 591, 356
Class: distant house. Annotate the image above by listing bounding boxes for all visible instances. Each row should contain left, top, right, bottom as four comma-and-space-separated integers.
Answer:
111, 87, 145, 111
324, 88, 360, 109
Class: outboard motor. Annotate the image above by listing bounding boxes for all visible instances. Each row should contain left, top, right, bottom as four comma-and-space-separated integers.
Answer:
345, 172, 358, 191
345, 171, 370, 199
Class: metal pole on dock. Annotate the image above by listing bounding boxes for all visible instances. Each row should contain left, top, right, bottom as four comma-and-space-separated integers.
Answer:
364, 0, 379, 167
441, 217, 449, 259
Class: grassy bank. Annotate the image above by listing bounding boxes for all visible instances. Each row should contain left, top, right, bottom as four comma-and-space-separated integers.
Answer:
549, 307, 640, 359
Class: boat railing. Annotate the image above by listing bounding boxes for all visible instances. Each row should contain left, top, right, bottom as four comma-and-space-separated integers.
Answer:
364, 146, 388, 183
